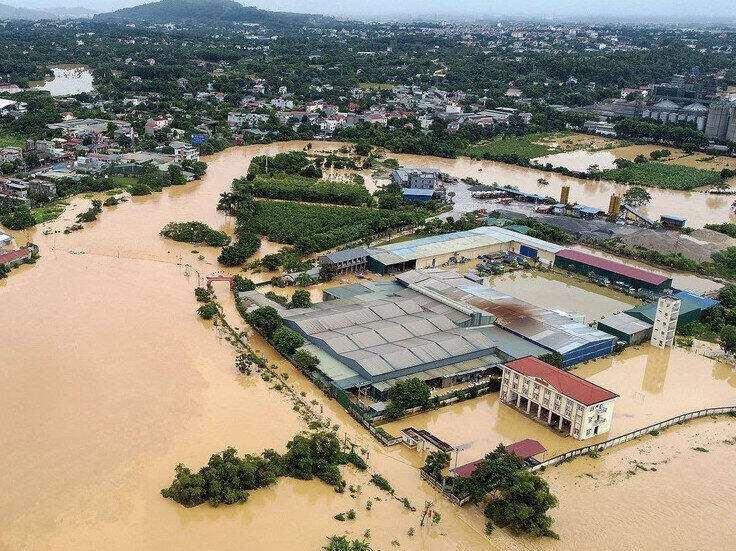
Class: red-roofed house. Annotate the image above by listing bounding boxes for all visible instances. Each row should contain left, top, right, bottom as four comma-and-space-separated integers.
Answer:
0, 247, 33, 268
451, 439, 547, 478
500, 356, 618, 440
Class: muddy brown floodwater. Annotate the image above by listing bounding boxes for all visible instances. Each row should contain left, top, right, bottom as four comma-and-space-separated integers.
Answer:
388, 152, 736, 228
1, 141, 735, 551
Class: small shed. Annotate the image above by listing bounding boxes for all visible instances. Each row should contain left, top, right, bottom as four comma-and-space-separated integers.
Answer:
597, 312, 653, 344
660, 214, 686, 229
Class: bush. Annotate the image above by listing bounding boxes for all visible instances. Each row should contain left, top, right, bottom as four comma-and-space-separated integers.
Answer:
370, 473, 394, 494
160, 222, 231, 247
197, 302, 218, 320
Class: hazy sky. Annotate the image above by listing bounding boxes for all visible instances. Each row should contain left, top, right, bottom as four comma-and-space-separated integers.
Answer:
21, 0, 736, 21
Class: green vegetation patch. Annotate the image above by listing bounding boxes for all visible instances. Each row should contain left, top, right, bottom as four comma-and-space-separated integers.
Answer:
160, 221, 231, 247
236, 174, 372, 206
601, 162, 721, 190
463, 135, 556, 162
32, 200, 68, 224
161, 431, 358, 508
241, 200, 426, 254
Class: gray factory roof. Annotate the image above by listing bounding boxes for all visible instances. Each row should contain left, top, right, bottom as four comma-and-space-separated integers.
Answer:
320, 248, 368, 264
399, 269, 614, 356
282, 288, 497, 382
597, 312, 653, 336
366, 226, 562, 266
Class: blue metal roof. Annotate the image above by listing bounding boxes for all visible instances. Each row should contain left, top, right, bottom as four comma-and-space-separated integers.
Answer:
674, 291, 718, 310
402, 188, 435, 197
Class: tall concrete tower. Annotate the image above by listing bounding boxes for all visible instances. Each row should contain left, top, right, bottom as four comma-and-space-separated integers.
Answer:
650, 295, 681, 349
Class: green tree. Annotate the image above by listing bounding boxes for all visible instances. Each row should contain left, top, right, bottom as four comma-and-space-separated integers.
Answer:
538, 352, 563, 368
272, 326, 304, 355
290, 289, 311, 309
233, 274, 256, 292
423, 451, 451, 479
718, 284, 736, 308
1, 204, 35, 229
261, 253, 282, 271
293, 349, 319, 371
720, 324, 736, 353
484, 470, 558, 538
249, 306, 283, 337
623, 186, 651, 207
197, 302, 218, 320
319, 263, 336, 282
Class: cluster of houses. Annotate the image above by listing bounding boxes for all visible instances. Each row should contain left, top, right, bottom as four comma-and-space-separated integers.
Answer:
225, 81, 532, 138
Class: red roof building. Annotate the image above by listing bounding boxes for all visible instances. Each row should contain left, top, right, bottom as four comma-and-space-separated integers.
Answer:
504, 356, 618, 406
501, 356, 618, 440
0, 248, 31, 267
450, 439, 547, 478
554, 249, 672, 291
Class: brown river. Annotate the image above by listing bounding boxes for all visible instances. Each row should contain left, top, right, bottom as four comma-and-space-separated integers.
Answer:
2, 142, 735, 551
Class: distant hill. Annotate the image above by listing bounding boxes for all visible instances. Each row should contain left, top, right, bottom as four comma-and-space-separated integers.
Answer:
95, 0, 333, 28
0, 2, 55, 19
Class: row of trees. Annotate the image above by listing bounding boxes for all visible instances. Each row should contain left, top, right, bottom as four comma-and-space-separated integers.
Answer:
161, 431, 366, 507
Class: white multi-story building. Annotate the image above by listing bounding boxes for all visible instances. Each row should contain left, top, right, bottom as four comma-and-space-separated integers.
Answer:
650, 295, 680, 348
500, 356, 618, 440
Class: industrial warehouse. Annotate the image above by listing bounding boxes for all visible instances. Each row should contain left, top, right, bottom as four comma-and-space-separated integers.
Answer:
237, 226, 717, 441
363, 226, 562, 275
240, 266, 617, 404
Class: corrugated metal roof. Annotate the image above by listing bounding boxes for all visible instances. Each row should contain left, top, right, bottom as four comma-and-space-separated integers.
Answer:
557, 249, 670, 286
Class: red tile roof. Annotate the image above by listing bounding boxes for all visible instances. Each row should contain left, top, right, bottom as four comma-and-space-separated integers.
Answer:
504, 356, 618, 406
450, 440, 546, 478
0, 248, 30, 264
556, 249, 670, 286
506, 439, 546, 459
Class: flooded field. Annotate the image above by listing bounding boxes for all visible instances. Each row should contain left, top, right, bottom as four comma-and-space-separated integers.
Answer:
30, 65, 95, 96
499, 416, 736, 551
2, 140, 735, 551
533, 149, 619, 172
486, 270, 641, 323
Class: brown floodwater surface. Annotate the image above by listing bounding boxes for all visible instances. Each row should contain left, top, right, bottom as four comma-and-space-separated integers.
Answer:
387, 151, 736, 227
1, 141, 735, 551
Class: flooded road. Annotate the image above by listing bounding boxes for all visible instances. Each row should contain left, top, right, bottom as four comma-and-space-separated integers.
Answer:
1, 141, 734, 551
